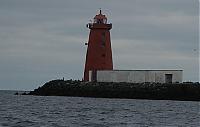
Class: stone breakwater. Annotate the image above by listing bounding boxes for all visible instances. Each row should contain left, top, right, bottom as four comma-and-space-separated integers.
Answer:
27, 80, 200, 101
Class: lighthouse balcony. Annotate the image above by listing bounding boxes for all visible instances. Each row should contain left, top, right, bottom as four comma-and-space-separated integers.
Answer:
87, 23, 112, 30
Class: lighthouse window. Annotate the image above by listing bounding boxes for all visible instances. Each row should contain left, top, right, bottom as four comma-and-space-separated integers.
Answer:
102, 32, 106, 36
101, 41, 105, 47
103, 19, 107, 24
94, 19, 97, 23
97, 19, 103, 24
101, 32, 106, 47
102, 32, 106, 41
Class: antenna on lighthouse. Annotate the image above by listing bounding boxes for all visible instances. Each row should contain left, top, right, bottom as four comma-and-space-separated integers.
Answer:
99, 8, 102, 14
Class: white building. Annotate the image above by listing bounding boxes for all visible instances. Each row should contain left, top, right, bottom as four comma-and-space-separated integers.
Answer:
89, 70, 183, 83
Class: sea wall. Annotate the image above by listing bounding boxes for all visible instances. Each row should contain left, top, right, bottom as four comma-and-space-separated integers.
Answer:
28, 80, 200, 101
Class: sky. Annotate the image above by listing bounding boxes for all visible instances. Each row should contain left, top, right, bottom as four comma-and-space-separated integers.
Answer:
0, 0, 199, 90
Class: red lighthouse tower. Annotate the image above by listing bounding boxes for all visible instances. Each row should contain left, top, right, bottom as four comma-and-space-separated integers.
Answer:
84, 10, 113, 81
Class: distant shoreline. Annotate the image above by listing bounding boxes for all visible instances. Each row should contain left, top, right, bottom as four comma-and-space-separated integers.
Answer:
23, 80, 200, 101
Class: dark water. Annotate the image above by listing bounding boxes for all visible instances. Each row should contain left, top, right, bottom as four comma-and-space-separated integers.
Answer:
0, 90, 199, 127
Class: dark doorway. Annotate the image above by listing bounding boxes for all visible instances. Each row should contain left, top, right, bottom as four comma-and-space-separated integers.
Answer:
165, 74, 172, 83
91, 70, 97, 82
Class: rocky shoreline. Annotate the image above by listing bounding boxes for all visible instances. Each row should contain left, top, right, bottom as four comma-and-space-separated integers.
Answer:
26, 79, 200, 101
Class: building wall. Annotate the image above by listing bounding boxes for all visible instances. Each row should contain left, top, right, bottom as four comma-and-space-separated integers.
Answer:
92, 70, 183, 83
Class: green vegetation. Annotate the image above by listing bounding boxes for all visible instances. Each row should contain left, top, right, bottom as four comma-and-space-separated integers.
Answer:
28, 79, 200, 101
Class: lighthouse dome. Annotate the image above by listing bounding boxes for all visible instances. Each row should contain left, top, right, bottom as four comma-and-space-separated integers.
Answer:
93, 9, 107, 24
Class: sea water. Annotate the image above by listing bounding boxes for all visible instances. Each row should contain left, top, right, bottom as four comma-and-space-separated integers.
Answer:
0, 90, 199, 127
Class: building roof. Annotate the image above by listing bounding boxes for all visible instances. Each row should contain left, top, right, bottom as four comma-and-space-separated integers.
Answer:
97, 70, 183, 71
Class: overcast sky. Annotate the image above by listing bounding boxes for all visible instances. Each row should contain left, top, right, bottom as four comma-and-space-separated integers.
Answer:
0, 0, 199, 90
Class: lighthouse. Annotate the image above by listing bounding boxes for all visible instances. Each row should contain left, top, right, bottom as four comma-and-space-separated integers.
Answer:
84, 10, 113, 81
